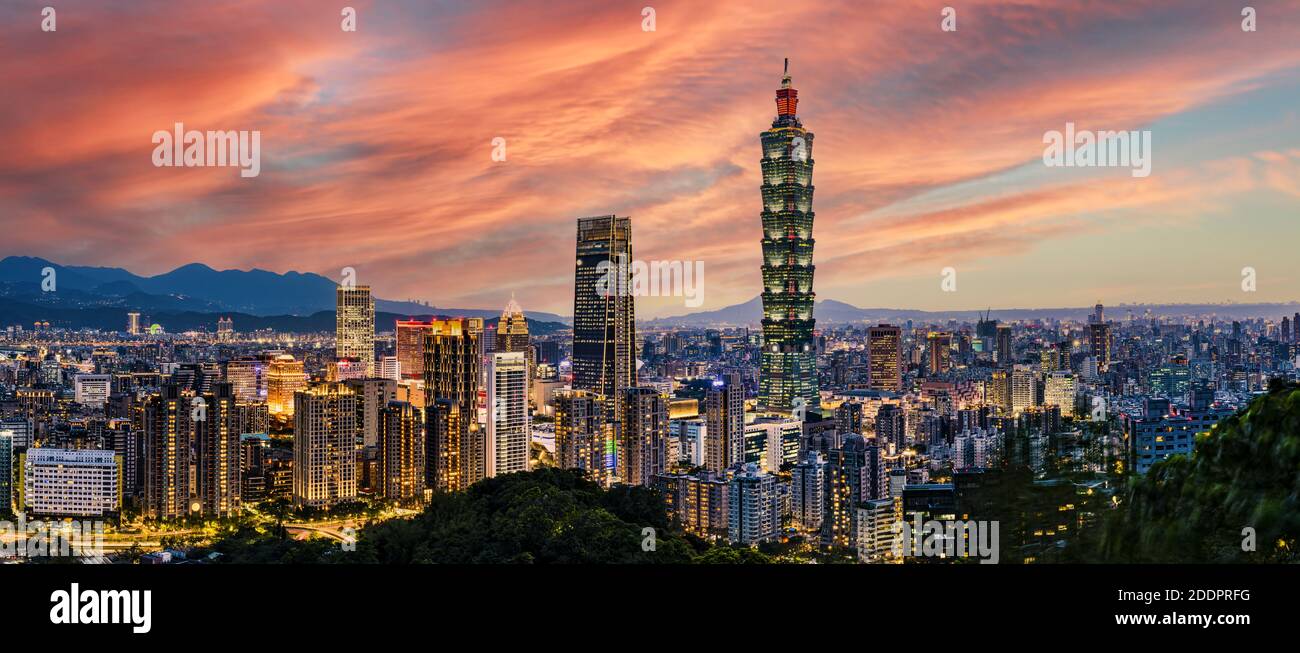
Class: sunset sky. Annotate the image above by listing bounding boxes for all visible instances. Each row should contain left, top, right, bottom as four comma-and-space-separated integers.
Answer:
2, 0, 1298, 318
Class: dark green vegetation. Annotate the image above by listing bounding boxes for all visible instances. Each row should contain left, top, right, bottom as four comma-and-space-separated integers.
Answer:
1077, 380, 1300, 562
206, 468, 772, 564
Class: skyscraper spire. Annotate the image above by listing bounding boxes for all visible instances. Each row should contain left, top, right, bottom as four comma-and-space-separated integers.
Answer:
776, 59, 798, 117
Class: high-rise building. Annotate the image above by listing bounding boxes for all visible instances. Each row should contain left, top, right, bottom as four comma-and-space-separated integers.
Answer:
744, 417, 803, 473
554, 390, 609, 485
926, 331, 952, 375
1125, 397, 1235, 474
21, 448, 120, 517
143, 384, 190, 520
217, 316, 234, 342
1090, 322, 1112, 373
142, 382, 238, 518
224, 357, 267, 404
621, 387, 668, 487
1010, 365, 1038, 415
102, 420, 140, 504
74, 374, 112, 408
821, 434, 887, 547
988, 370, 1012, 414
495, 296, 530, 354
791, 451, 825, 533
834, 401, 863, 435
423, 318, 482, 491
0, 432, 11, 515
868, 324, 903, 392
378, 401, 425, 503
654, 471, 730, 540
486, 351, 530, 478
758, 60, 819, 414
572, 215, 638, 428
127, 312, 141, 336
396, 320, 435, 380
996, 325, 1013, 368
875, 403, 905, 454
856, 498, 898, 563
1293, 312, 1299, 344
193, 383, 240, 517
378, 355, 401, 381
1044, 372, 1077, 418
267, 355, 307, 418
336, 285, 375, 377
345, 378, 398, 452
704, 373, 744, 472
293, 383, 358, 508
728, 462, 779, 545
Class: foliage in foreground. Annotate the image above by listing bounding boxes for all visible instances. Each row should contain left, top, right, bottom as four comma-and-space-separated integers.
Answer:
209, 468, 771, 564
1087, 380, 1300, 563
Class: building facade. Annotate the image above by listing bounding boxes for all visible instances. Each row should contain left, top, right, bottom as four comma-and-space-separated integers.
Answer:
758, 61, 819, 414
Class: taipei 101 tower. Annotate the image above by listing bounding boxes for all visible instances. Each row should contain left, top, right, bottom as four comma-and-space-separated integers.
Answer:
758, 59, 819, 415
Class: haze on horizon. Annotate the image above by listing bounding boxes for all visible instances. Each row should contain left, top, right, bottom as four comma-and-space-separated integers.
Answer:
2, 0, 1298, 319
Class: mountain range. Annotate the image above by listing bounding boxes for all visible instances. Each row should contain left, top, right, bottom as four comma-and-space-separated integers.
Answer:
3, 256, 1297, 333
0, 256, 568, 322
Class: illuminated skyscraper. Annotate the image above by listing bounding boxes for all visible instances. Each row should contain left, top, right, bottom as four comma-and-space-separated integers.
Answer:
926, 331, 952, 376
554, 390, 609, 484
396, 320, 434, 380
0, 432, 12, 515
143, 384, 202, 519
267, 355, 307, 418
573, 215, 637, 478
1011, 365, 1037, 415
621, 387, 668, 487
704, 373, 744, 473
988, 370, 1012, 414
728, 463, 779, 545
336, 285, 375, 376
293, 383, 358, 508
868, 325, 902, 392
495, 295, 530, 354
758, 60, 819, 414
194, 383, 240, 516
142, 385, 185, 519
791, 450, 825, 534
217, 316, 234, 342
486, 351, 529, 478
378, 401, 425, 503
423, 318, 482, 491
1090, 322, 1112, 373
127, 312, 141, 336
1044, 371, 1077, 418
996, 325, 1013, 368
225, 357, 267, 404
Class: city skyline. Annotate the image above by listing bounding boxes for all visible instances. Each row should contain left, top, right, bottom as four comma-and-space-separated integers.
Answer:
2, 1, 1298, 319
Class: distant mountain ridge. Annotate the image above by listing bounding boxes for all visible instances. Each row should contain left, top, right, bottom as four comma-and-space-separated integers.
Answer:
645, 295, 1300, 326
0, 256, 569, 323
